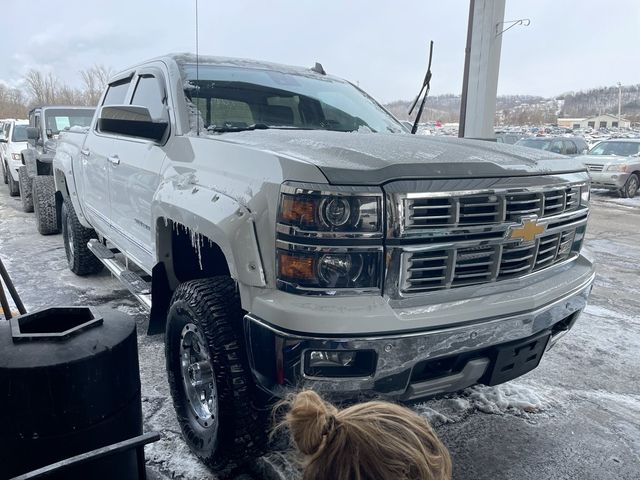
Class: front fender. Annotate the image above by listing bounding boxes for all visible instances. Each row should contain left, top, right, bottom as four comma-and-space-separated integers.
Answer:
53, 148, 92, 229
152, 178, 267, 289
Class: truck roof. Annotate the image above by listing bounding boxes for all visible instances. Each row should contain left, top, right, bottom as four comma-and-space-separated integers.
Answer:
112, 53, 333, 82
28, 106, 95, 114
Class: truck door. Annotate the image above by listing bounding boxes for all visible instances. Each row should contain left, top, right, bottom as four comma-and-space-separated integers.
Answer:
78, 76, 134, 236
106, 70, 168, 272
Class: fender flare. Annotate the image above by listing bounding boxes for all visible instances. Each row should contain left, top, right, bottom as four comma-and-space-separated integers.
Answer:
152, 180, 267, 291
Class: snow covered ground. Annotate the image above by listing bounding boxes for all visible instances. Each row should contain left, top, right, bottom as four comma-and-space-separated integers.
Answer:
0, 187, 638, 479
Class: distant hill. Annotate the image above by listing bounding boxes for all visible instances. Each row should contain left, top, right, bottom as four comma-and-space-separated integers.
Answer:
385, 85, 640, 125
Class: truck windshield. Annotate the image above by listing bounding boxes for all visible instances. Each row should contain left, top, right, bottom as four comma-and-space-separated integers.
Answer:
11, 125, 28, 142
588, 141, 640, 156
183, 64, 404, 134
44, 109, 94, 135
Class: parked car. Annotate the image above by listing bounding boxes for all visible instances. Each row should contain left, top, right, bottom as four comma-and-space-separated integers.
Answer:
495, 132, 523, 145
21, 106, 94, 232
515, 136, 588, 155
53, 53, 594, 472
0, 120, 30, 196
579, 139, 640, 197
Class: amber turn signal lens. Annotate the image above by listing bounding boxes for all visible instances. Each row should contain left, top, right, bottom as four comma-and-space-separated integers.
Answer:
279, 196, 316, 225
278, 252, 316, 280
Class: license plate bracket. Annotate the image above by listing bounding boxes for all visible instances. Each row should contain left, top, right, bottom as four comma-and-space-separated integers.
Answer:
487, 330, 551, 386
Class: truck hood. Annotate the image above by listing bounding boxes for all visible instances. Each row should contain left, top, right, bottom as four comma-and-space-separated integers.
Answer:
218, 130, 584, 184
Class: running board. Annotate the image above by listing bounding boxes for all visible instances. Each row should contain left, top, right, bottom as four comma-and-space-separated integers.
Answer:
87, 239, 152, 311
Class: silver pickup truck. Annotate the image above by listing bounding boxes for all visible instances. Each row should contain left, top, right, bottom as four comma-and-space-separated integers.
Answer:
53, 53, 595, 471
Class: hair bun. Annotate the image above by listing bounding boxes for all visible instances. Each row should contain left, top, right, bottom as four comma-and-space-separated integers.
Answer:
284, 390, 339, 456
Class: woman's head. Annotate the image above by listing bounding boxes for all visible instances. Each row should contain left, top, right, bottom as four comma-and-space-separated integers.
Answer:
276, 390, 452, 480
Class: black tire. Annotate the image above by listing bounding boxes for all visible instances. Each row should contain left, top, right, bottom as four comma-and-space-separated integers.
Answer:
61, 200, 103, 276
2, 161, 7, 184
165, 277, 267, 474
7, 168, 19, 196
18, 166, 33, 212
620, 173, 639, 198
32, 176, 59, 235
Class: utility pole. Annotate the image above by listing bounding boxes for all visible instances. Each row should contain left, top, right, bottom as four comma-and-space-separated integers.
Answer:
617, 82, 622, 123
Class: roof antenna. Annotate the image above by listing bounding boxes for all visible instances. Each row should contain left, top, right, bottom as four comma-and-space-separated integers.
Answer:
311, 62, 326, 75
195, 0, 200, 136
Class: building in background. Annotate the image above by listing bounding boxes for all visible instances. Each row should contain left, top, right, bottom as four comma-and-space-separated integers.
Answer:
558, 114, 630, 130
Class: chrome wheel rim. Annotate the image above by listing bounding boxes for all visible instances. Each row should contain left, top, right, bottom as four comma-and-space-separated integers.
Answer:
180, 323, 218, 430
65, 213, 75, 266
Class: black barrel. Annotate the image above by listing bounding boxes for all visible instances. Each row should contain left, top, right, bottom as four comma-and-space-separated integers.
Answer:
0, 307, 142, 479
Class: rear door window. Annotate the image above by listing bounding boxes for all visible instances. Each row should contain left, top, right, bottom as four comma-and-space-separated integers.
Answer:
564, 140, 577, 155
103, 78, 132, 106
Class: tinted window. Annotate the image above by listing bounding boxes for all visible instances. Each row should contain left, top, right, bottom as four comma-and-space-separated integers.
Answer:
131, 75, 165, 119
564, 140, 577, 155
103, 78, 131, 106
517, 139, 552, 150
12, 125, 28, 142
550, 140, 564, 154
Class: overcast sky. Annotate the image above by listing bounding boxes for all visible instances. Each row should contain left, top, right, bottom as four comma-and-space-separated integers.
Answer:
1, 0, 638, 103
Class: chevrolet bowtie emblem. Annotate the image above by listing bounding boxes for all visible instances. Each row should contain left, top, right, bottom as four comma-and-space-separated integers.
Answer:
509, 216, 546, 242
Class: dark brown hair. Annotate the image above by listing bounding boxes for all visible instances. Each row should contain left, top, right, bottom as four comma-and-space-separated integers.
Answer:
275, 390, 452, 480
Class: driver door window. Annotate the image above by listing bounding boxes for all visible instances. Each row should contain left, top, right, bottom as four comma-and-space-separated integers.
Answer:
550, 140, 564, 154
131, 75, 166, 120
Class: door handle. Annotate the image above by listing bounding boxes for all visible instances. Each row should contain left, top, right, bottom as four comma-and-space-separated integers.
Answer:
108, 155, 120, 166
80, 148, 90, 156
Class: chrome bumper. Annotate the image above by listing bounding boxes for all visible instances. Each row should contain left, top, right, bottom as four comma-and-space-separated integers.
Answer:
244, 274, 594, 400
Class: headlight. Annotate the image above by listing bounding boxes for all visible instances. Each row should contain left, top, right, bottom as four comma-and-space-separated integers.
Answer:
11, 153, 20, 161
580, 184, 590, 205
276, 182, 384, 294
278, 182, 382, 238
605, 164, 627, 172
276, 245, 382, 293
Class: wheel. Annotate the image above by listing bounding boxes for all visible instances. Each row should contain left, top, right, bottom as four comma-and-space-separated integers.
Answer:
620, 173, 639, 198
18, 166, 33, 212
61, 200, 103, 275
7, 168, 20, 196
2, 161, 7, 184
32, 176, 59, 235
165, 277, 267, 473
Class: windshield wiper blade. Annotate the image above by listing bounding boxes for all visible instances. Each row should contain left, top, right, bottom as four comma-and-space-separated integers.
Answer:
208, 123, 270, 133
409, 40, 434, 135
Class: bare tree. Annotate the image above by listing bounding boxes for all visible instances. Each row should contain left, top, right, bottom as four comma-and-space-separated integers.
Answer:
80, 64, 113, 106
24, 70, 60, 105
0, 84, 28, 118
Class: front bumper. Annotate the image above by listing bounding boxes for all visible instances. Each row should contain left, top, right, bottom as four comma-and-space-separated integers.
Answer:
589, 171, 630, 189
245, 274, 594, 400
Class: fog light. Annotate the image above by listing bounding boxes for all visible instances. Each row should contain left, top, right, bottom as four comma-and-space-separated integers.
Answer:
309, 350, 356, 367
305, 349, 376, 377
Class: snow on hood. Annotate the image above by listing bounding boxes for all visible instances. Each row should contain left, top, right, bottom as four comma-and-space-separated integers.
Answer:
214, 129, 586, 184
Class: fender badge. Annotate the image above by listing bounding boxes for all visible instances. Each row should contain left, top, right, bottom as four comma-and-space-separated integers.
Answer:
508, 215, 546, 242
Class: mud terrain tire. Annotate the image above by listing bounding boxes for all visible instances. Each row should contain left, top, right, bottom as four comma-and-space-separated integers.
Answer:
61, 200, 103, 276
7, 168, 19, 196
32, 176, 59, 234
165, 277, 267, 474
620, 173, 639, 198
18, 166, 33, 212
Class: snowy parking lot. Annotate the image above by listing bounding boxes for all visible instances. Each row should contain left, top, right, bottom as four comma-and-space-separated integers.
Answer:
0, 187, 638, 480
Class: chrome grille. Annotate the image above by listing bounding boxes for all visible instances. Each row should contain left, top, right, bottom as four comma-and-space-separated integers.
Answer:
405, 185, 582, 230
585, 163, 604, 172
402, 228, 579, 293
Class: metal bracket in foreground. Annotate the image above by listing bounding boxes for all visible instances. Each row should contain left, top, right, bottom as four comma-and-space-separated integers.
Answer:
496, 18, 530, 36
